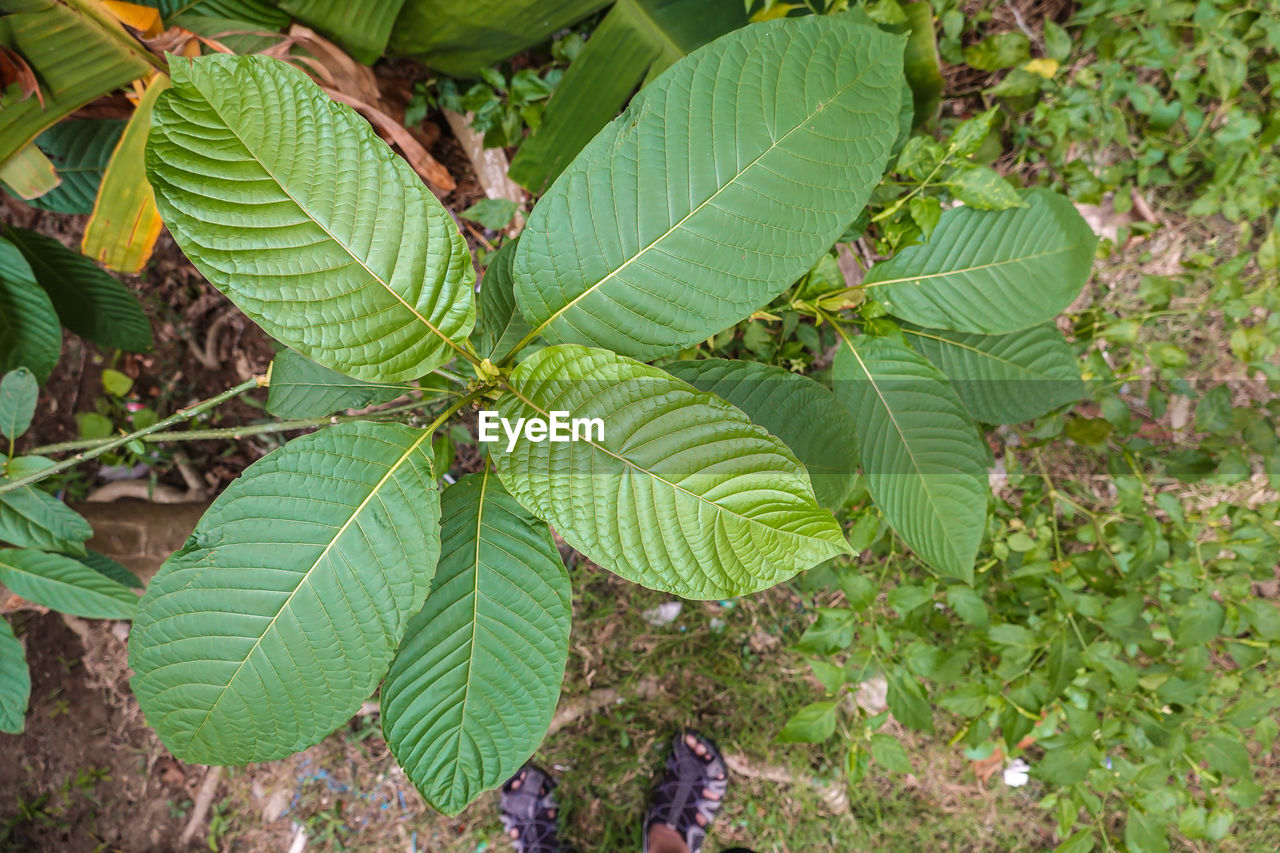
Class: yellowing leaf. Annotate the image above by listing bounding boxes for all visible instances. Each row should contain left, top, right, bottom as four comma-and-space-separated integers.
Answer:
1023, 58, 1059, 79
101, 1, 163, 38
0, 143, 60, 200
82, 73, 168, 273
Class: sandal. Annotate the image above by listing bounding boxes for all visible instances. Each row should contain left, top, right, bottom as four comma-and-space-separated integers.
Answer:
644, 730, 729, 853
500, 764, 563, 853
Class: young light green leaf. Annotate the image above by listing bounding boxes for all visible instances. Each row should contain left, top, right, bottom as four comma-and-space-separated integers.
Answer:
382, 471, 571, 816
266, 349, 410, 419
901, 324, 1085, 424
475, 239, 532, 364
146, 54, 475, 383
3, 226, 153, 352
832, 335, 988, 581
0, 548, 137, 619
963, 32, 1030, 71
864, 189, 1097, 335
776, 700, 838, 743
514, 17, 906, 361
24, 119, 126, 215
1, 368, 38, 441
0, 238, 61, 384
129, 421, 441, 764
664, 358, 860, 511
0, 483, 93, 555
0, 617, 29, 734
946, 165, 1026, 210
494, 345, 849, 600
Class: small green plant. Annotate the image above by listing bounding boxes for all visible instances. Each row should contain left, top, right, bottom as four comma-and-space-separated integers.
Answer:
3, 12, 1105, 815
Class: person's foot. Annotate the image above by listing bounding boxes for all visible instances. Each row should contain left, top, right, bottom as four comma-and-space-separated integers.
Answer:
644, 730, 729, 853
500, 765, 562, 853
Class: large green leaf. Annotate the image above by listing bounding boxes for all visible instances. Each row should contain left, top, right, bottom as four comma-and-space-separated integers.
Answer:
493, 345, 849, 599
664, 358, 860, 511
146, 54, 475, 383
0, 617, 29, 734
864, 189, 1097, 334
0, 480, 92, 554
0, 237, 61, 383
382, 471, 571, 815
276, 0, 406, 63
22, 119, 126, 215
475, 239, 532, 364
0, 548, 137, 619
4, 226, 153, 352
902, 324, 1086, 424
832, 334, 988, 581
508, 0, 746, 192
513, 17, 905, 362
129, 421, 441, 764
388, 0, 610, 75
0, 0, 158, 168
76, 551, 144, 590
902, 1, 943, 126
266, 348, 410, 419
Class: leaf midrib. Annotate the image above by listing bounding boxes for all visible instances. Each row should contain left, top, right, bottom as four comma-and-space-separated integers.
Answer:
449, 467, 489, 798
501, 377, 844, 552
183, 430, 431, 750
863, 242, 1089, 289
188, 81, 465, 360
901, 327, 1045, 378
526, 30, 890, 340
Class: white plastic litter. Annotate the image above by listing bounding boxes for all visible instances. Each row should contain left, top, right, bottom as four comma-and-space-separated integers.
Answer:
1003, 758, 1031, 787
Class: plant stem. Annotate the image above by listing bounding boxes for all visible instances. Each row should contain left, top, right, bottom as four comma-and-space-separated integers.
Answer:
25, 399, 436, 455
0, 376, 265, 496
421, 390, 486, 436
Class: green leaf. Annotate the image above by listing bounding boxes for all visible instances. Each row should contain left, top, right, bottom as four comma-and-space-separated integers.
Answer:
1035, 744, 1094, 786
2, 226, 153, 352
475, 239, 532, 364
381, 471, 571, 815
0, 481, 92, 555
776, 700, 837, 743
146, 54, 475, 383
140, 0, 287, 29
864, 189, 1098, 335
514, 17, 906, 361
664, 359, 860, 511
0, 548, 137, 619
459, 198, 518, 231
508, 0, 747, 192
0, 237, 61, 383
24, 119, 126, 215
1053, 829, 1097, 853
1125, 806, 1170, 853
493, 345, 849, 600
963, 32, 1030, 71
1200, 734, 1250, 779
946, 585, 988, 627
275, 0, 406, 64
869, 732, 914, 773
1, 368, 38, 441
832, 334, 988, 581
902, 324, 1085, 424
885, 667, 933, 732
946, 166, 1026, 210
1175, 594, 1225, 646
129, 421, 441, 764
265, 349, 409, 419
388, 0, 610, 76
101, 369, 133, 397
0, 617, 29, 734
901, 1, 943, 126
75, 551, 143, 590
1043, 21, 1071, 63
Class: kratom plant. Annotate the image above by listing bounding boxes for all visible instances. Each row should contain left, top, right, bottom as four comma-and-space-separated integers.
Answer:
0, 15, 1100, 814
